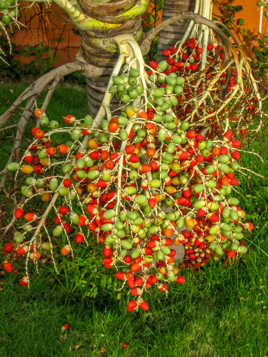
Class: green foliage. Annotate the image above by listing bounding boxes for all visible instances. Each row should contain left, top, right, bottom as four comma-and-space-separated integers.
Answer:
48, 243, 119, 300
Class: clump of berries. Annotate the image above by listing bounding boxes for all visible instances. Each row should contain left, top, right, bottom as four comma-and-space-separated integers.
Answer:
3, 36, 260, 311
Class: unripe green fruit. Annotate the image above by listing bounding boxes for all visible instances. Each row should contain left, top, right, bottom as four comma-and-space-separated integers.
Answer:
152, 87, 165, 98
88, 170, 99, 180
25, 177, 36, 186
62, 164, 73, 174
49, 178, 58, 191
172, 134, 182, 144
218, 155, 229, 164
71, 213, 79, 224
83, 114, 93, 127
131, 249, 140, 259
49, 120, 59, 129
119, 129, 128, 140
222, 207, 231, 218
8, 162, 19, 171
71, 129, 81, 141
215, 246, 224, 256
158, 60, 169, 72
103, 210, 115, 219
77, 158, 85, 169
174, 85, 183, 95
125, 186, 137, 195
209, 225, 220, 235
135, 195, 147, 206
14, 232, 24, 243
193, 184, 204, 193
161, 246, 171, 255
121, 240, 132, 250
21, 186, 32, 197
76, 170, 86, 179
229, 197, 240, 205
38, 149, 48, 159
237, 246, 248, 254
102, 223, 113, 232
180, 122, 189, 131
53, 226, 63, 237
176, 217, 185, 229
40, 115, 49, 127
59, 187, 69, 196
176, 76, 185, 85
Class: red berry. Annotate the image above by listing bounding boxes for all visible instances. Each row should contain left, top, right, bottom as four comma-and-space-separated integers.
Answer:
231, 151, 240, 160
4, 262, 13, 273
4, 243, 13, 253
59, 206, 69, 215
224, 130, 233, 141
115, 272, 125, 280
63, 178, 72, 187
19, 276, 29, 286
75, 233, 84, 244
127, 300, 137, 311
124, 256, 132, 264
176, 276, 185, 284
140, 301, 149, 311
227, 250, 236, 258
14, 208, 24, 219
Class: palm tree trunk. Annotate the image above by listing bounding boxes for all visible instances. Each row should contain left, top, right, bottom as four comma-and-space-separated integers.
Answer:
76, 0, 146, 116
157, 0, 195, 59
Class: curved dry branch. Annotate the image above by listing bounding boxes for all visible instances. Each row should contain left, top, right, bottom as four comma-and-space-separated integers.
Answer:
0, 60, 104, 128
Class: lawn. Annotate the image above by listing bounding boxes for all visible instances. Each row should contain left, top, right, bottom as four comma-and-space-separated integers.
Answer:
0, 84, 267, 357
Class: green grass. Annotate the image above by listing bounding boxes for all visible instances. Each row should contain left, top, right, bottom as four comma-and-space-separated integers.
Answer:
0, 85, 267, 357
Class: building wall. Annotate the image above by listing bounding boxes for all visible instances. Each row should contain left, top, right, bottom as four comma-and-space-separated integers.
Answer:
11, 0, 268, 67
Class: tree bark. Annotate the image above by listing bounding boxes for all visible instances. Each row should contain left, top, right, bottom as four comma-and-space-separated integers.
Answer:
157, 0, 195, 59
76, 0, 147, 116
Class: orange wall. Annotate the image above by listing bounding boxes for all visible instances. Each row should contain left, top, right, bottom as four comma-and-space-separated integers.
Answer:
215, 0, 268, 34
11, 1, 268, 67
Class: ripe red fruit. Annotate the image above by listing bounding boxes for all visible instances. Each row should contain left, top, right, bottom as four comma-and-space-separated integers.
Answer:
24, 212, 35, 221
103, 247, 112, 257
75, 233, 84, 244
231, 151, 240, 160
176, 276, 185, 284
59, 206, 69, 215
4, 243, 13, 253
131, 263, 141, 273
62, 323, 70, 331
16, 247, 26, 256
115, 272, 125, 280
127, 279, 136, 288
227, 250, 236, 258
14, 208, 24, 219
64, 115, 75, 124
224, 130, 233, 141
4, 262, 13, 273
127, 300, 137, 311
209, 213, 219, 223
124, 256, 132, 264
121, 343, 128, 349
140, 301, 149, 311
149, 61, 158, 69
131, 288, 140, 296
63, 178, 72, 187
19, 276, 29, 286
148, 197, 157, 208
129, 154, 139, 163
232, 140, 241, 148
24, 155, 33, 163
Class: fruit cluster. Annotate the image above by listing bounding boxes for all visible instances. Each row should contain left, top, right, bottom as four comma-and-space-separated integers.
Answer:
3, 38, 259, 311
0, 0, 18, 26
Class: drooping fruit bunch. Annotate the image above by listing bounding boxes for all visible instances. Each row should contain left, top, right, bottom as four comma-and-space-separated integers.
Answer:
3, 34, 261, 311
